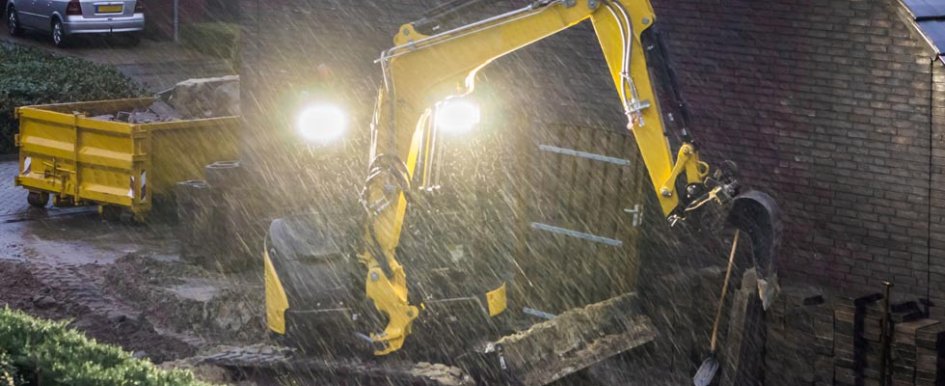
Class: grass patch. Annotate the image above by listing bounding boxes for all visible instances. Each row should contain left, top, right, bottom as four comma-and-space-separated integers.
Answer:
0, 307, 209, 386
0, 43, 143, 153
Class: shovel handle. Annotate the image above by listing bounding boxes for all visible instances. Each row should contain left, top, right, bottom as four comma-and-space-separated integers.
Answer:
710, 230, 740, 353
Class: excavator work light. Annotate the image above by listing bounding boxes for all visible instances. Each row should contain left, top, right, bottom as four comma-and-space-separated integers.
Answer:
296, 103, 347, 143
434, 99, 480, 133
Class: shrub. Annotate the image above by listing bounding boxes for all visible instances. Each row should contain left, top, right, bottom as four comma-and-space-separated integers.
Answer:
0, 349, 21, 386
0, 307, 208, 386
0, 43, 143, 154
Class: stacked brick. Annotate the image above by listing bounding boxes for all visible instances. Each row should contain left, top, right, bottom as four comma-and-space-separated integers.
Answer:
914, 322, 945, 385
834, 302, 857, 385
767, 285, 945, 385
895, 318, 943, 385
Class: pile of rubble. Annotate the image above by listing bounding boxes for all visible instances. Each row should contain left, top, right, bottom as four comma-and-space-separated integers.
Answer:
91, 75, 240, 123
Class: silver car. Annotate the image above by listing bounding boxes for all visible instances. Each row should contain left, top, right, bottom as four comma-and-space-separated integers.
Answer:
6, 0, 144, 47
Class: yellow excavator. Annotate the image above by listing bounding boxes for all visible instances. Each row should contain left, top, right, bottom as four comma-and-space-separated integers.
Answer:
254, 0, 781, 384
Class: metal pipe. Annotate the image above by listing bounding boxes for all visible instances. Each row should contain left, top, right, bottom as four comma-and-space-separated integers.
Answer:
173, 0, 179, 43
378, 0, 562, 62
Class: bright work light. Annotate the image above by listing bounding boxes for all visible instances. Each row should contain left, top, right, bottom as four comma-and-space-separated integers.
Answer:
435, 99, 480, 133
296, 103, 347, 143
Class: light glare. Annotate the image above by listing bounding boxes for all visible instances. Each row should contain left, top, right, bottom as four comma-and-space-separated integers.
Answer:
296, 104, 347, 143
435, 99, 480, 133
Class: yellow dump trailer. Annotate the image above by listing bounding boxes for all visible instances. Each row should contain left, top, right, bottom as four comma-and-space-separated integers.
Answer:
14, 98, 239, 220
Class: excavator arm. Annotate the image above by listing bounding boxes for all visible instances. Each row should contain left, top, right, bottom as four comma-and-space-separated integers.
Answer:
356, 0, 779, 356
373, 0, 702, 216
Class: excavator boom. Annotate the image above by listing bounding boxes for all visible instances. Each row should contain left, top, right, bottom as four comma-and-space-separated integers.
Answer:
360, 0, 692, 357
361, 0, 778, 354
260, 0, 782, 384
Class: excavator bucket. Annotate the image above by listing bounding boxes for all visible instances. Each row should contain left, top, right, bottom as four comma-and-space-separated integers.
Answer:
462, 292, 657, 385
726, 190, 782, 310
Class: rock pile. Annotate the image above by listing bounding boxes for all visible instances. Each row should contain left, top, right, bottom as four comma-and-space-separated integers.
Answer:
161, 75, 240, 119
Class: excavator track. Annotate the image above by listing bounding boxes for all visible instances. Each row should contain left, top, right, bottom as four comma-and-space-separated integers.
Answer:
195, 344, 474, 385
198, 292, 654, 386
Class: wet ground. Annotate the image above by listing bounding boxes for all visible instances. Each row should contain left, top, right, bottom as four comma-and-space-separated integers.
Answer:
0, 159, 692, 385
0, 262, 195, 362
0, 160, 259, 383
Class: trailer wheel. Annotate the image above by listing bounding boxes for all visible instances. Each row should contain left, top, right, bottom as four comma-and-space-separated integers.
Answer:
101, 205, 122, 222
27, 191, 49, 208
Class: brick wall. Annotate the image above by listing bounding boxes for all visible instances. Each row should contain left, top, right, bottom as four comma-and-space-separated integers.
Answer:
929, 53, 945, 325
650, 0, 945, 314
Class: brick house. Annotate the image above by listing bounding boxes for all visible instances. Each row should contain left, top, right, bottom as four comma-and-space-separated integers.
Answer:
651, 0, 945, 316
648, 1, 945, 383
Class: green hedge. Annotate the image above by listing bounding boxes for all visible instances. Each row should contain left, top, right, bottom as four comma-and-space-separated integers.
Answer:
180, 22, 240, 69
0, 349, 23, 386
0, 307, 209, 386
0, 44, 142, 154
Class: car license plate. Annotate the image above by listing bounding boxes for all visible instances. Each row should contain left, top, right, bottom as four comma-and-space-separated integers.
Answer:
96, 4, 123, 13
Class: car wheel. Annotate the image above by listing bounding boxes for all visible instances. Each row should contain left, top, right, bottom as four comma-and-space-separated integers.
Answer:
7, 6, 23, 36
51, 19, 68, 47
